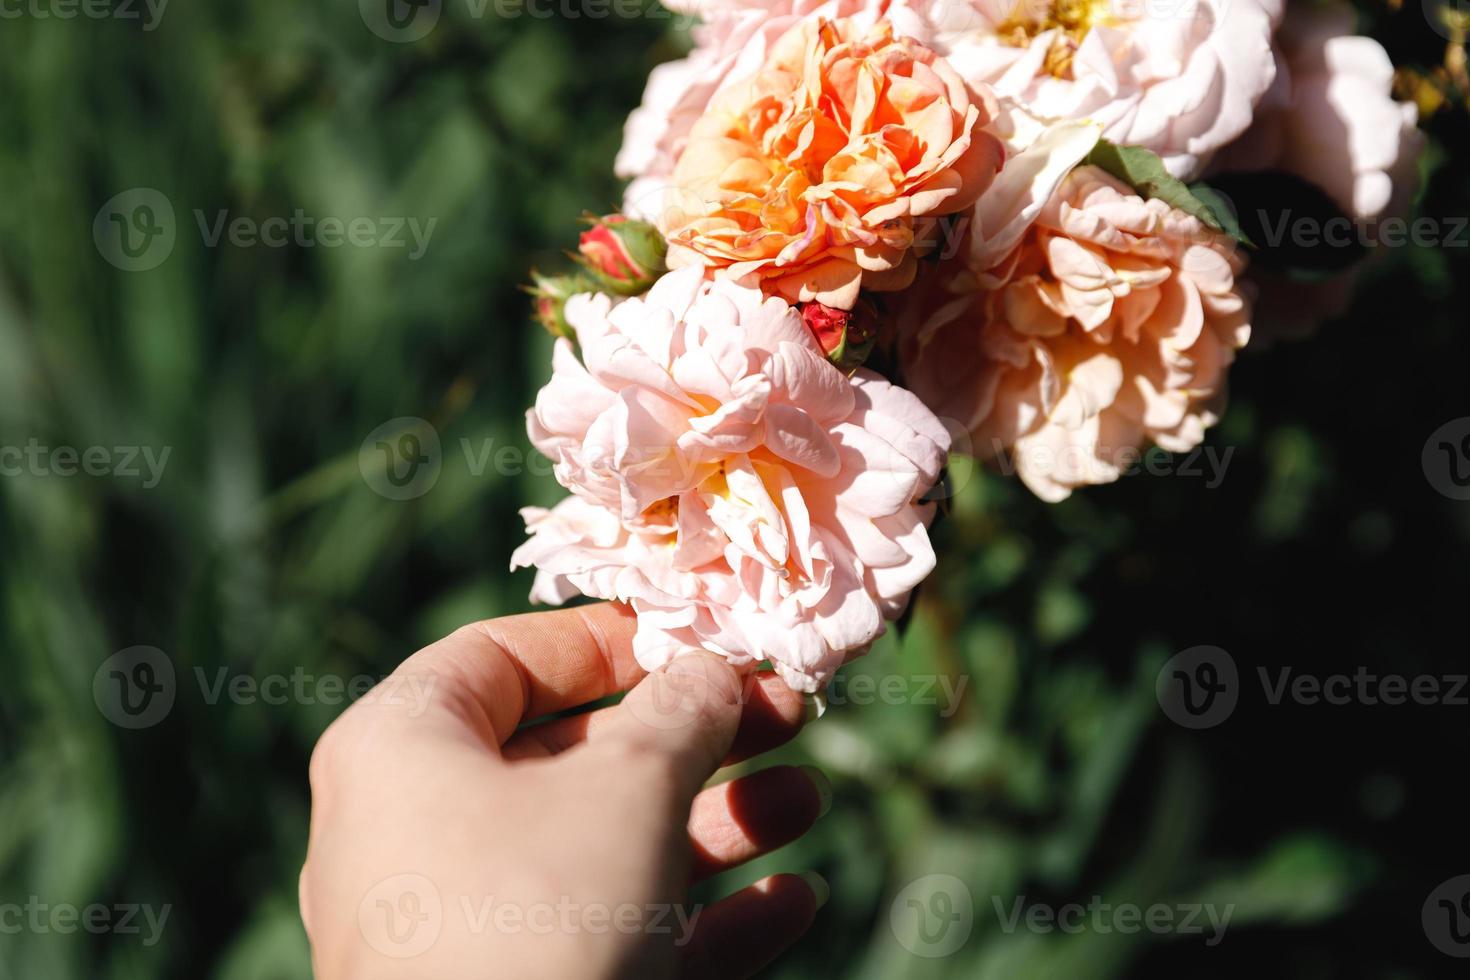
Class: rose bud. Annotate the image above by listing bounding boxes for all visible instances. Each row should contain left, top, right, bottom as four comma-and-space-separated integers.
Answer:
801, 299, 879, 374
575, 214, 666, 295
525, 270, 596, 340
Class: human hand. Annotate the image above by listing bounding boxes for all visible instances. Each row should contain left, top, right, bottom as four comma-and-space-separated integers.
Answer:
300, 602, 831, 979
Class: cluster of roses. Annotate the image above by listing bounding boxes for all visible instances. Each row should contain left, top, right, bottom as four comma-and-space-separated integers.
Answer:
515, 0, 1421, 692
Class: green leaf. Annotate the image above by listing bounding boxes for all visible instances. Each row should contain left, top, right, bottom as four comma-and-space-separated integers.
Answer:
1189, 183, 1253, 248
1083, 140, 1254, 246
1179, 834, 1375, 929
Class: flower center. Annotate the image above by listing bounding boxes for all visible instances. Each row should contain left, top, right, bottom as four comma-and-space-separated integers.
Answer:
996, 0, 1116, 78
641, 495, 680, 530
637, 460, 814, 590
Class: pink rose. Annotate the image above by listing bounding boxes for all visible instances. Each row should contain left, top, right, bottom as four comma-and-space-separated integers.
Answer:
1206, 3, 1422, 343
1210, 1, 1422, 222
512, 266, 951, 692
900, 131, 1250, 501
886, 0, 1281, 179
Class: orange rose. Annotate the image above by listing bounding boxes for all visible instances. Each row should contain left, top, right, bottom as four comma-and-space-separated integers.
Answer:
654, 17, 1005, 310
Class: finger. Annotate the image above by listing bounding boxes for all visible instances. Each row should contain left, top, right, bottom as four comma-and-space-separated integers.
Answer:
679, 873, 827, 980
724, 672, 812, 764
500, 670, 808, 763
586, 651, 745, 803
688, 766, 831, 881
393, 602, 645, 746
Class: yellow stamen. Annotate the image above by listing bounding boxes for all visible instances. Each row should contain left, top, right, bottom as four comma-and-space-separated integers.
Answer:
996, 0, 1117, 79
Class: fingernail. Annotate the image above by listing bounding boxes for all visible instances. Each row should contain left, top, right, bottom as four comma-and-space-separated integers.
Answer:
799, 765, 832, 818
803, 691, 827, 723
798, 871, 830, 911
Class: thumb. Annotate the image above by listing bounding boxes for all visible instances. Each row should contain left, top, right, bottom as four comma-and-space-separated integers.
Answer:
595, 651, 747, 801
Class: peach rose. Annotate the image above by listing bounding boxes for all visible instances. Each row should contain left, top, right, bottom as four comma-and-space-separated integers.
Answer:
512, 266, 951, 692
901, 147, 1250, 501
652, 17, 1005, 310
616, 0, 886, 217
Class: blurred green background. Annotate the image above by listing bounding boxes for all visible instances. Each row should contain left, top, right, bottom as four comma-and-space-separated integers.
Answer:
1, 1, 1468, 977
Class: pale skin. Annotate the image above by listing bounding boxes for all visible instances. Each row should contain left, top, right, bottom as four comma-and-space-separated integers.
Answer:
301, 601, 831, 979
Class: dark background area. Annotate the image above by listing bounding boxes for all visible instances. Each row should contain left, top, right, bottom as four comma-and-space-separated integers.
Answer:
0, 1, 1466, 977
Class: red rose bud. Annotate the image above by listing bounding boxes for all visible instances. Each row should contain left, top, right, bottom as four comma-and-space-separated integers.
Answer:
802, 302, 849, 353
801, 300, 879, 373
576, 214, 666, 295
526, 270, 595, 340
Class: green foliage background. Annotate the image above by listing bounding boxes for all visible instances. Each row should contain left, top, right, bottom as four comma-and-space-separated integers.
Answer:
0, 2, 1466, 977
